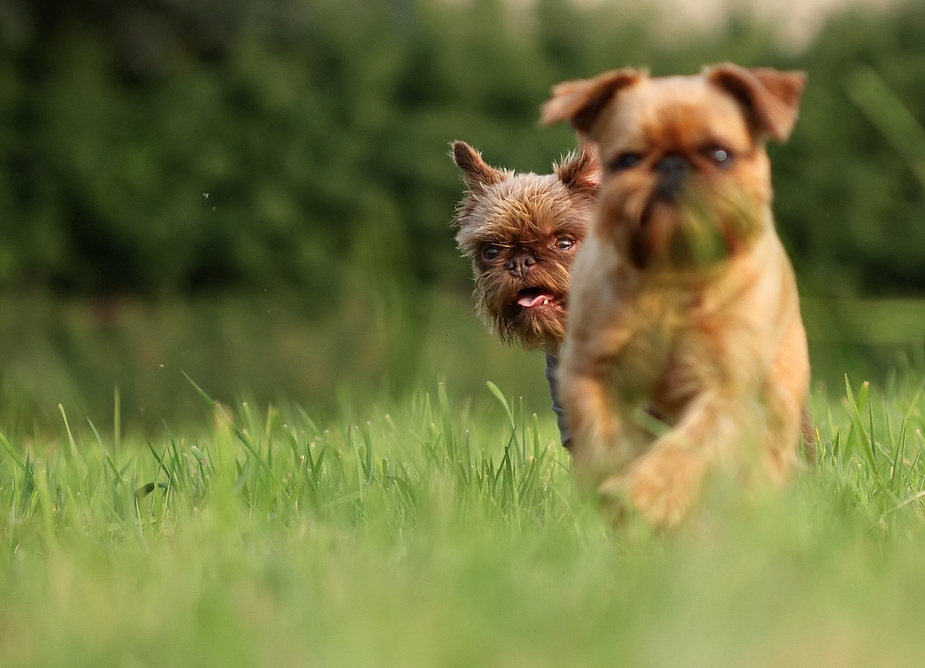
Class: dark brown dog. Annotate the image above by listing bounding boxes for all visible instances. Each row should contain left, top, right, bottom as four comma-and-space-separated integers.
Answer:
450, 141, 600, 447
542, 64, 810, 526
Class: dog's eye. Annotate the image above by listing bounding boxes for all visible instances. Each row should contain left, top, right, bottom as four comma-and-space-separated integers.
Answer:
482, 245, 501, 261
607, 153, 642, 172
556, 238, 575, 251
706, 147, 734, 168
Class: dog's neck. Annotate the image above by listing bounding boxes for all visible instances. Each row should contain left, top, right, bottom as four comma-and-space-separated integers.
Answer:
543, 340, 563, 358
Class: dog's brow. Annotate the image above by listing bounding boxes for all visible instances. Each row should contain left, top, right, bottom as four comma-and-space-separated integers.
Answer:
556, 221, 586, 236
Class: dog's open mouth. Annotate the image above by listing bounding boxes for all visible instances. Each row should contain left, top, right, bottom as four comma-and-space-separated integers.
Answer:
515, 287, 560, 309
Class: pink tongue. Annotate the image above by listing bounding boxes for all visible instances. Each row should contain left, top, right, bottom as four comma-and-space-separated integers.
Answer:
518, 292, 554, 308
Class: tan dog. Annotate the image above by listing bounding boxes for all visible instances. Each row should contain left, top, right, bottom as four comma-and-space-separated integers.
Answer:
541, 64, 810, 526
450, 141, 600, 448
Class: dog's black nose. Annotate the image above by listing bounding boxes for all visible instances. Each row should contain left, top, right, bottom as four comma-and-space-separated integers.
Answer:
654, 154, 690, 201
505, 254, 536, 277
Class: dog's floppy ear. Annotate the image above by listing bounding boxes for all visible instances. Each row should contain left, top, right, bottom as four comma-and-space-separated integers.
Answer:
540, 68, 645, 133
554, 139, 600, 199
705, 63, 806, 142
450, 141, 507, 191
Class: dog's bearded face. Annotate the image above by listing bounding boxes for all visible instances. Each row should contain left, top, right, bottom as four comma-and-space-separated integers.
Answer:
451, 142, 599, 350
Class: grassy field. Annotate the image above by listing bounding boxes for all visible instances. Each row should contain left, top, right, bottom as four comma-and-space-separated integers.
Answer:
1, 365, 924, 667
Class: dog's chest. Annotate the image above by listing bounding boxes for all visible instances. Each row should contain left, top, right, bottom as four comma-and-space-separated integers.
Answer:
609, 289, 707, 412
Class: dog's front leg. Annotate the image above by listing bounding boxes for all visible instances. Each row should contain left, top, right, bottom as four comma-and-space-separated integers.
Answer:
559, 323, 634, 491
603, 390, 750, 527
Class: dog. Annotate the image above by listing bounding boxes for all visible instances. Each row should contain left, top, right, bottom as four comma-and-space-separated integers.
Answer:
450, 140, 600, 447
541, 63, 811, 526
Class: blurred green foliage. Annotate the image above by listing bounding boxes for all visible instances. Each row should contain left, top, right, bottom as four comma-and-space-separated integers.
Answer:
0, 290, 554, 435
0, 0, 923, 300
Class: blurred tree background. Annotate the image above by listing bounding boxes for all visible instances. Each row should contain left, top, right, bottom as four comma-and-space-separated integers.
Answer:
0, 0, 923, 432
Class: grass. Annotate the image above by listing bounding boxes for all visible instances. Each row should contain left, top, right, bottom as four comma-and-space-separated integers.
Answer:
1, 368, 925, 667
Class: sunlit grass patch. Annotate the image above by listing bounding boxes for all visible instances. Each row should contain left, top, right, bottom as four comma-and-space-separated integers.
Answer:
0, 370, 923, 666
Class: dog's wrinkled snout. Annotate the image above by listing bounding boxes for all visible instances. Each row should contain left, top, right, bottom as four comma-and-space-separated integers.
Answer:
505, 253, 536, 277
653, 154, 690, 202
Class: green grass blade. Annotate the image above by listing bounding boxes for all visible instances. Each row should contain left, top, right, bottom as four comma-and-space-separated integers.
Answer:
486, 381, 515, 429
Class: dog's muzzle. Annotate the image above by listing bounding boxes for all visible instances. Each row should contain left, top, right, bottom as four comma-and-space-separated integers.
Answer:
653, 154, 690, 202
505, 253, 537, 278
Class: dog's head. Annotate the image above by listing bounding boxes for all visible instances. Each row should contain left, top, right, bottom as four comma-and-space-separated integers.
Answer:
451, 140, 599, 350
541, 64, 805, 270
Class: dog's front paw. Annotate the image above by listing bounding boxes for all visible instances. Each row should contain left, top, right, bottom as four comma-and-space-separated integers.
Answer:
599, 444, 705, 528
